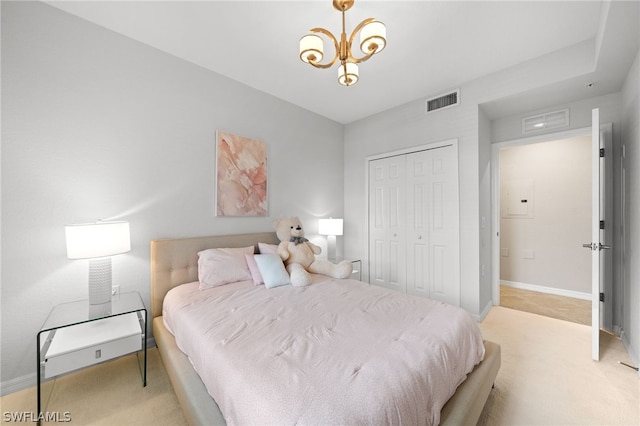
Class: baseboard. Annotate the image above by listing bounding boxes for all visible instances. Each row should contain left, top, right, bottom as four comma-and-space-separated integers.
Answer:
0, 373, 36, 397
1, 337, 157, 397
620, 330, 640, 376
473, 299, 494, 322
501, 280, 591, 301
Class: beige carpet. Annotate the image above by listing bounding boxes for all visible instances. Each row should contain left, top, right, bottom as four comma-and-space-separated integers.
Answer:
0, 348, 188, 425
478, 306, 639, 425
500, 285, 592, 326
2, 307, 638, 425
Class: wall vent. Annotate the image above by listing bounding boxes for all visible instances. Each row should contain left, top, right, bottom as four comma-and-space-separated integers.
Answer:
522, 108, 569, 134
425, 89, 460, 113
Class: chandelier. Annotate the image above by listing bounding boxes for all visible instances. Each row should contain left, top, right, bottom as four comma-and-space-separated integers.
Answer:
299, 0, 386, 86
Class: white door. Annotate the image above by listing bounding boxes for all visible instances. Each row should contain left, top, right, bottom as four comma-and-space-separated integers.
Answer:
599, 124, 614, 333
406, 151, 429, 296
406, 147, 460, 306
369, 143, 460, 304
369, 155, 407, 292
587, 108, 613, 361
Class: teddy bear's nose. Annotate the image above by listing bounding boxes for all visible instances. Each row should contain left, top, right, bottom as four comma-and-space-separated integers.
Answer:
295, 226, 301, 230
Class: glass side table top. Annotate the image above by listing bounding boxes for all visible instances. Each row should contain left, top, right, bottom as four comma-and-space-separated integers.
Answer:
40, 291, 145, 332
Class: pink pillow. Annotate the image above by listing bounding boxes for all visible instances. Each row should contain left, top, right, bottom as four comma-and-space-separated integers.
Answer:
197, 246, 254, 289
245, 254, 265, 286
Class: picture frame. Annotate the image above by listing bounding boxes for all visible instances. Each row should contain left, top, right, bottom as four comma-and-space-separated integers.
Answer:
215, 131, 267, 217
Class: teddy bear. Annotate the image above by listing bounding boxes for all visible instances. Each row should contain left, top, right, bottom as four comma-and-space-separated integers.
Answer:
273, 216, 353, 286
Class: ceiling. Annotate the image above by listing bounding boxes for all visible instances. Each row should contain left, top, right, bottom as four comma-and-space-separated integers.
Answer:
45, 1, 639, 124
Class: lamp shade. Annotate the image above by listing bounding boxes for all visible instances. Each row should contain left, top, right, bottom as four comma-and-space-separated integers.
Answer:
360, 20, 386, 54
65, 221, 131, 259
318, 218, 343, 236
300, 34, 324, 64
338, 62, 359, 86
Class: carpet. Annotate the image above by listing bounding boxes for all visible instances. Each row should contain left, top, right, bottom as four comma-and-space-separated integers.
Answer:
478, 306, 639, 425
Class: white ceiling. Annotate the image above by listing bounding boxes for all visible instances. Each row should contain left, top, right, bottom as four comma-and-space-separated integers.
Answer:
45, 1, 639, 124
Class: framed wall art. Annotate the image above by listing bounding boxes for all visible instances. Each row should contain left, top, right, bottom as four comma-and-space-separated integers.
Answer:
215, 131, 267, 217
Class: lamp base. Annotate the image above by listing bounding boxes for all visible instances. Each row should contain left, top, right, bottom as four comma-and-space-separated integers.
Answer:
327, 235, 337, 261
88, 257, 112, 305
89, 301, 112, 319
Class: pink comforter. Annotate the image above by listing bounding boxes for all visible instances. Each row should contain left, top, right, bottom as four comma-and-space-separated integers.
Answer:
163, 276, 485, 425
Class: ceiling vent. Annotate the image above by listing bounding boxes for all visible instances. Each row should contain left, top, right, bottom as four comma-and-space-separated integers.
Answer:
522, 108, 569, 134
425, 89, 460, 113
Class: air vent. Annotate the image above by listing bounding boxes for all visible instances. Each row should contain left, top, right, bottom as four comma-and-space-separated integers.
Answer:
522, 108, 569, 134
425, 89, 460, 113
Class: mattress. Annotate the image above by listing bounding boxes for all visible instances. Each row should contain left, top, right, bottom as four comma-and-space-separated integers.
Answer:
163, 276, 485, 425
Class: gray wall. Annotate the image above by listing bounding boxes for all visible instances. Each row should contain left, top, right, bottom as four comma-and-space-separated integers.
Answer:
343, 39, 600, 320
499, 136, 592, 295
621, 50, 639, 367
1, 2, 344, 388
343, 39, 639, 368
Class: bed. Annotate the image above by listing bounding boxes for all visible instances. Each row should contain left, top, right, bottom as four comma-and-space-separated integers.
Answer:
150, 232, 500, 425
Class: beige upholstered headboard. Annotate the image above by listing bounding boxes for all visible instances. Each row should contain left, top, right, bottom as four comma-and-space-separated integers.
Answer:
150, 232, 279, 319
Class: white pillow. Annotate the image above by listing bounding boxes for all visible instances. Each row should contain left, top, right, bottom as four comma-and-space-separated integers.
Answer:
254, 254, 290, 289
258, 242, 278, 254
197, 246, 254, 290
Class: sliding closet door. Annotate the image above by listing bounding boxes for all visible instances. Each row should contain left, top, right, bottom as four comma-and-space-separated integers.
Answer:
368, 155, 407, 292
406, 146, 460, 306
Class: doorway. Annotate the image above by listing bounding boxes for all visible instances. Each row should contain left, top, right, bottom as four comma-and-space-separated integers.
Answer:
491, 125, 614, 329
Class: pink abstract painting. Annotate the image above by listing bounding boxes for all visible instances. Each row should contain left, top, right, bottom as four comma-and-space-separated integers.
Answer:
216, 131, 267, 216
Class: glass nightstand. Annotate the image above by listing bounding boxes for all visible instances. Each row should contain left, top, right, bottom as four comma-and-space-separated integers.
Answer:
36, 291, 147, 420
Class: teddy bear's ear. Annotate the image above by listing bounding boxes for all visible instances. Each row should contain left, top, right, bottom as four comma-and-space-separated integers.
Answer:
272, 219, 280, 228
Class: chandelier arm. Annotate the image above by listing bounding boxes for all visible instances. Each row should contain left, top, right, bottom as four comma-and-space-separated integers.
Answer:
306, 27, 340, 69
347, 17, 378, 63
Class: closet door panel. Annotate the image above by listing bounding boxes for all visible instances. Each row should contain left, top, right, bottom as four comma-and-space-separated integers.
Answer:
406, 150, 430, 297
368, 156, 406, 292
368, 143, 459, 306
427, 146, 460, 306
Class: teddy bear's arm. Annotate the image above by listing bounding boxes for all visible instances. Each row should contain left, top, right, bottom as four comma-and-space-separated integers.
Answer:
277, 241, 290, 260
307, 242, 322, 255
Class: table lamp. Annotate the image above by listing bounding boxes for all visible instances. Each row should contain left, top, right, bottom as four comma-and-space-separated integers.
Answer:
65, 221, 131, 305
318, 218, 343, 260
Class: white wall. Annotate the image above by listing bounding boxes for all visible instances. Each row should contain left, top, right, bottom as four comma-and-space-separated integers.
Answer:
478, 107, 493, 314
499, 136, 591, 295
1, 2, 344, 389
621, 50, 639, 367
343, 38, 602, 320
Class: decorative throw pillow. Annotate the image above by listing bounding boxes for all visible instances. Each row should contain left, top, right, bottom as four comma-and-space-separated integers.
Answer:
197, 246, 254, 290
254, 253, 290, 289
258, 242, 278, 254
245, 254, 265, 286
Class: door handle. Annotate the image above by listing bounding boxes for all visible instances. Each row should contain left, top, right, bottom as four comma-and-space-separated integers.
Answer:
583, 242, 612, 251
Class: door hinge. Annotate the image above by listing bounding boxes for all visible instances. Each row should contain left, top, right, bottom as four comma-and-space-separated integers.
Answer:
600, 148, 605, 157
600, 292, 605, 302
600, 220, 605, 230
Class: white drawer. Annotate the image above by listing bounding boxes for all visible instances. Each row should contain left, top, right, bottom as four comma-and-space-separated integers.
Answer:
45, 312, 142, 378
